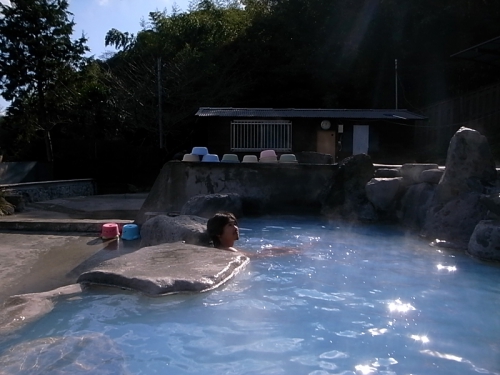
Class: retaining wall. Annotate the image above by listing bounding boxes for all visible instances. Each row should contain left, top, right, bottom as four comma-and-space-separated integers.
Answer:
0, 179, 95, 203
136, 162, 339, 224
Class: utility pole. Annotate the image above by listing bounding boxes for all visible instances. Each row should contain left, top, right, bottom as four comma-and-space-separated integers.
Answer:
395, 59, 398, 110
157, 57, 163, 149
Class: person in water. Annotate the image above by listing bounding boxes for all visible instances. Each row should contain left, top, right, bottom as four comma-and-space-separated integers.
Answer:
206, 212, 300, 257
207, 212, 240, 252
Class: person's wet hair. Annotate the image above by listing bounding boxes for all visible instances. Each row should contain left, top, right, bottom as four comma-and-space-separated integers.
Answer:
207, 212, 237, 248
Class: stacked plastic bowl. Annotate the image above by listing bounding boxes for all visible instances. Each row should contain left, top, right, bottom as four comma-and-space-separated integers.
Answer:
191, 146, 209, 156
182, 154, 200, 162
202, 154, 220, 162
279, 154, 298, 163
221, 154, 240, 163
259, 150, 278, 163
182, 146, 209, 162
242, 155, 258, 163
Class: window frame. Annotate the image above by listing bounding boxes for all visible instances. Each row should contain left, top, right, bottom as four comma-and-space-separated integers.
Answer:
230, 119, 292, 152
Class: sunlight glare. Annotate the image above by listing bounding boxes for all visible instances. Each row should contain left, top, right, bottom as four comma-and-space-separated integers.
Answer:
388, 299, 416, 313
420, 349, 463, 362
368, 327, 388, 336
436, 264, 457, 272
411, 334, 430, 343
355, 364, 377, 374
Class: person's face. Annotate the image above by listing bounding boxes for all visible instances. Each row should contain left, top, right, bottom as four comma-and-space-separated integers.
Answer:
219, 220, 239, 244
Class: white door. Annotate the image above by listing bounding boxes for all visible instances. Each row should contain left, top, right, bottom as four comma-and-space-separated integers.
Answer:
353, 125, 369, 155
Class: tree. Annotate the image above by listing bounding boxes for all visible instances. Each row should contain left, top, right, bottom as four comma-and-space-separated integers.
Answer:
102, 1, 251, 153
0, 0, 88, 162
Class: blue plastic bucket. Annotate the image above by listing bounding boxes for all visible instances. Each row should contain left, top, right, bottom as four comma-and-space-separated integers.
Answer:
121, 224, 140, 240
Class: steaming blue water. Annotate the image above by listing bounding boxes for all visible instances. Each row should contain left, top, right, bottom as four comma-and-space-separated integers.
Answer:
1, 217, 500, 375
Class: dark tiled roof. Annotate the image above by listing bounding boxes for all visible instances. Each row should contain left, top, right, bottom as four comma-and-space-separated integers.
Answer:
195, 107, 427, 120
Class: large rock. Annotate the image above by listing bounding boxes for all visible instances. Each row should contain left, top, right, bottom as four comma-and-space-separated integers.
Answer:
398, 182, 436, 230
322, 154, 375, 221
422, 192, 488, 248
479, 194, 500, 217
3, 194, 25, 212
436, 127, 496, 204
140, 215, 209, 248
468, 220, 500, 261
180, 193, 242, 218
341, 154, 374, 192
365, 177, 403, 211
400, 163, 439, 185
77, 242, 250, 295
419, 169, 444, 185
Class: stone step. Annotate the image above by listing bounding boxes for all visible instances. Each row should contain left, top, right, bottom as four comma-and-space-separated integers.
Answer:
0, 219, 133, 233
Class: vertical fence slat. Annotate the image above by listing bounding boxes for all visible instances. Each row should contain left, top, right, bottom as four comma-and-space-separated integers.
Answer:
230, 120, 292, 151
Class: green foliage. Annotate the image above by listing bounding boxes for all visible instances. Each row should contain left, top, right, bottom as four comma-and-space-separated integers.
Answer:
1, 0, 499, 168
88, 0, 500, 156
105, 29, 136, 51
101, 0, 252, 150
0, 0, 88, 161
0, 191, 15, 216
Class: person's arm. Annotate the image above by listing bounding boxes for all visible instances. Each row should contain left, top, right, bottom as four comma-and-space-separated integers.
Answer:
240, 246, 301, 259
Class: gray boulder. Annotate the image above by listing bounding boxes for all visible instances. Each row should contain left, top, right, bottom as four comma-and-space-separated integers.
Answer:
374, 168, 400, 178
180, 193, 242, 218
3, 194, 25, 212
322, 154, 375, 221
365, 177, 403, 211
140, 215, 209, 247
419, 169, 444, 184
398, 182, 436, 230
479, 194, 500, 217
422, 192, 488, 248
77, 242, 250, 295
436, 127, 496, 204
400, 163, 439, 185
468, 220, 500, 261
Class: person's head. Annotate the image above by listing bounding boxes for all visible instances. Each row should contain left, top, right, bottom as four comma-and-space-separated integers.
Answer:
207, 212, 239, 248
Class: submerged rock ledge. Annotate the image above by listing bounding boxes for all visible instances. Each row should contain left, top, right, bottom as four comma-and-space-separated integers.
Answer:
77, 242, 250, 295
0, 284, 82, 337
0, 244, 248, 336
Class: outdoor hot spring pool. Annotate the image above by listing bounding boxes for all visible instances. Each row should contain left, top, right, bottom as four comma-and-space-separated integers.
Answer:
1, 217, 500, 375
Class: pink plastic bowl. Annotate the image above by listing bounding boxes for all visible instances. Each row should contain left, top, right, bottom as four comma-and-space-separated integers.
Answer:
260, 150, 277, 158
101, 223, 120, 239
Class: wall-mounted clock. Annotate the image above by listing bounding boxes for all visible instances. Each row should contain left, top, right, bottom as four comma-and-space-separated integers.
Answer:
320, 120, 331, 130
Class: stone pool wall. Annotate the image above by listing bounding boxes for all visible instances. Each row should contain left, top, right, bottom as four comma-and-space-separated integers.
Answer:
136, 162, 338, 225
0, 179, 95, 203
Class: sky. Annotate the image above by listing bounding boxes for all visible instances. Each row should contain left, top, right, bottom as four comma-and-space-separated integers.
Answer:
0, 0, 192, 112
68, 0, 191, 58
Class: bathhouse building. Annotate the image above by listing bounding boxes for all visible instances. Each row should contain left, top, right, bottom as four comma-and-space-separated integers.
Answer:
194, 107, 427, 163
